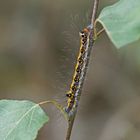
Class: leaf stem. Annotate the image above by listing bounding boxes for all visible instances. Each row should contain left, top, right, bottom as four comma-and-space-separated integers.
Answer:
93, 19, 105, 40
38, 100, 68, 120
97, 28, 105, 37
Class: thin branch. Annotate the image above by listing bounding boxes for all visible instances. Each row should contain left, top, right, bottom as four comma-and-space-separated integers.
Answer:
65, 1, 100, 140
91, 0, 100, 28
66, 115, 75, 140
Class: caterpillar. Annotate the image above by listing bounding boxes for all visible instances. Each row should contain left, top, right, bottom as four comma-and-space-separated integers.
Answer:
65, 25, 94, 116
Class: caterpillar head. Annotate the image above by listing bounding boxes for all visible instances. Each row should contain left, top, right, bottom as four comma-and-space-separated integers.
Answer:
79, 28, 89, 38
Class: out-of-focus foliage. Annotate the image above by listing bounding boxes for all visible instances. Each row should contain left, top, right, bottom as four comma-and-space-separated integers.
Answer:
0, 100, 48, 140
97, 0, 140, 48
98, 98, 140, 140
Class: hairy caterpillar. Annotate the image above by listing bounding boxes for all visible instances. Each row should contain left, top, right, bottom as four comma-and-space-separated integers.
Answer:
65, 25, 94, 116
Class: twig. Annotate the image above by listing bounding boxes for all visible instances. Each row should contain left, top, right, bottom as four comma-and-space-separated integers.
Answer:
91, 0, 100, 28
66, 115, 75, 140
65, 0, 100, 140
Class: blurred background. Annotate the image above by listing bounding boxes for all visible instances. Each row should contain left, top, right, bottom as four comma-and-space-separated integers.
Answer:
1, 0, 140, 139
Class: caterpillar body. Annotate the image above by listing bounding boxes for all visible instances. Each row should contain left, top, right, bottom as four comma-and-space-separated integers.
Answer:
65, 25, 94, 116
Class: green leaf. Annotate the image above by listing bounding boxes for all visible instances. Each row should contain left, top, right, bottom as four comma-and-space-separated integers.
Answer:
97, 0, 140, 48
0, 100, 49, 140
